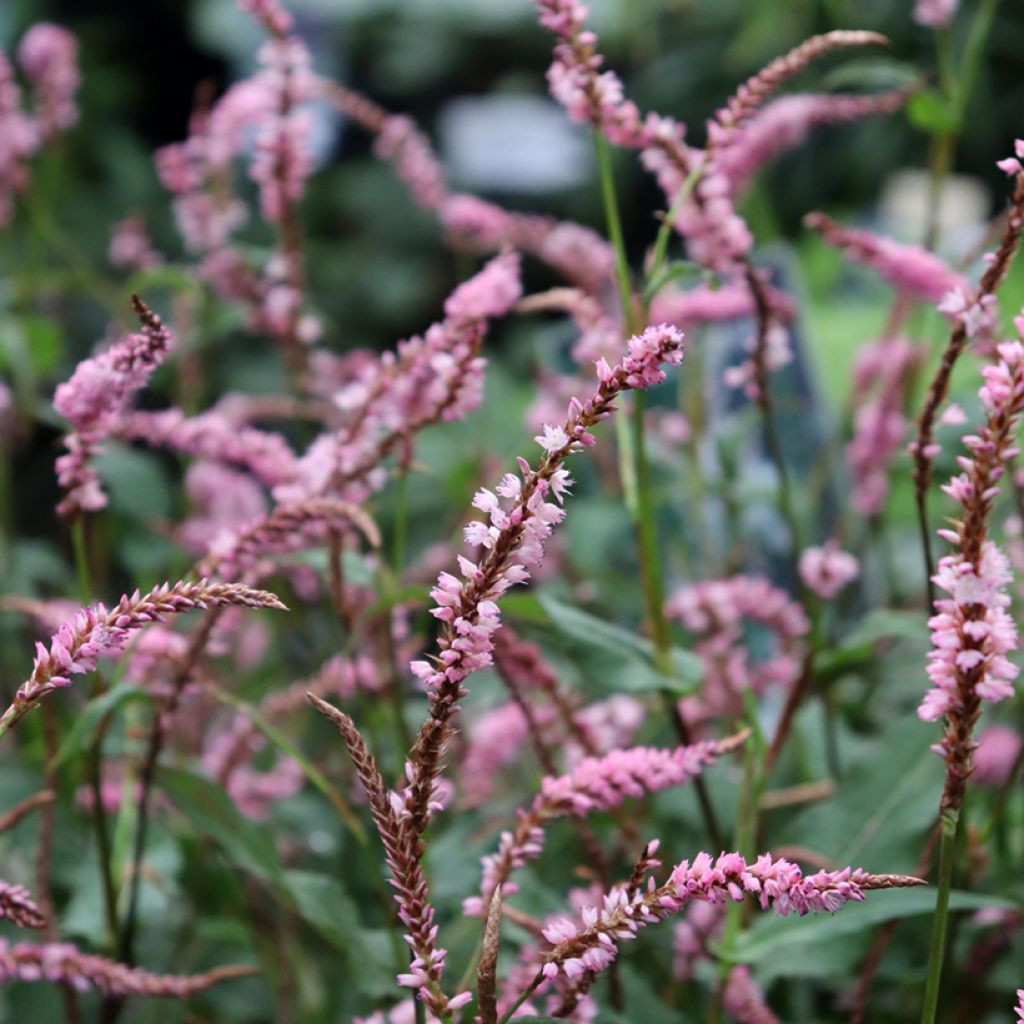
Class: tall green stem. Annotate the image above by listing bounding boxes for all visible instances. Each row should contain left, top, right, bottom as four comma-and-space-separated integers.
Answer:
594, 130, 723, 849
920, 809, 959, 1024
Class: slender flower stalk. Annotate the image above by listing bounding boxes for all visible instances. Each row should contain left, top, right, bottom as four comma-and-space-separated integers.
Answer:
404, 325, 684, 844
0, 941, 255, 997
2, 580, 285, 740
507, 850, 920, 1007
307, 695, 470, 1020
919, 333, 1024, 1024
912, 152, 1024, 595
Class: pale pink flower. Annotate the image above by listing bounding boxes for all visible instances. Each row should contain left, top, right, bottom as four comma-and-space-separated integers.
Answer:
799, 541, 859, 600
17, 23, 79, 139
914, 0, 959, 28
108, 216, 164, 271
972, 725, 1022, 786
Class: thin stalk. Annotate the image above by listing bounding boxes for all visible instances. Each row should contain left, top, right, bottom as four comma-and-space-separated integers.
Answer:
647, 158, 705, 290
70, 516, 119, 950
594, 128, 722, 848
920, 809, 959, 1024
392, 459, 411, 574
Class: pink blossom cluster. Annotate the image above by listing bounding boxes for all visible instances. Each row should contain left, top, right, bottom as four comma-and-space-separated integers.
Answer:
0, 24, 79, 225
806, 212, 967, 307
535, 0, 662, 149
799, 541, 860, 600
846, 337, 924, 516
464, 735, 744, 918
538, 850, 891, 983
248, 37, 316, 224
919, 339, 1024, 727
53, 303, 174, 516
276, 251, 521, 506
114, 408, 298, 490
1016, 989, 1024, 1022
666, 576, 809, 720
0, 882, 46, 931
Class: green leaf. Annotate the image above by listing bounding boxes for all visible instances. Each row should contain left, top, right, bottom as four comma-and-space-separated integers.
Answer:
159, 767, 285, 885
533, 594, 702, 694
821, 58, 921, 92
816, 609, 927, 679
906, 89, 960, 136
53, 683, 151, 769
731, 888, 1019, 964
280, 870, 361, 952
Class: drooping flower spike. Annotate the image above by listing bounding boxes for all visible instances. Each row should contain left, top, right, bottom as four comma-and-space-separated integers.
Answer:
530, 850, 921, 989
0, 941, 255, 998
3, 580, 285, 740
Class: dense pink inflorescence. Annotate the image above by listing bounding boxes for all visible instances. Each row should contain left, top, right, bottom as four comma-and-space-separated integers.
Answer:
713, 91, 907, 198
1015, 989, 1024, 1022
53, 300, 174, 516
919, 333, 1024, 815
536, 850, 913, 984
799, 541, 860, 600
109, 216, 164, 271
666, 576, 809, 721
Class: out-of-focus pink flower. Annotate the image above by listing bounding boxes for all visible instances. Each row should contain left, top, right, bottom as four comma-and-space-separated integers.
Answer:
0, 50, 38, 226
108, 216, 164, 271
972, 725, 1022, 786
666, 576, 808, 720
17, 23, 79, 139
799, 541, 859, 600
914, 0, 959, 28
806, 212, 967, 307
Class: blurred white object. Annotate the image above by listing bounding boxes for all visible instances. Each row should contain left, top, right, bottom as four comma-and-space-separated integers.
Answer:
879, 169, 989, 252
439, 95, 590, 193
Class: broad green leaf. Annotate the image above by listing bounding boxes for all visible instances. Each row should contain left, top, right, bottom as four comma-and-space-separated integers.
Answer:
280, 870, 360, 952
159, 767, 285, 885
731, 888, 1019, 964
53, 683, 151, 768
535, 593, 703, 693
